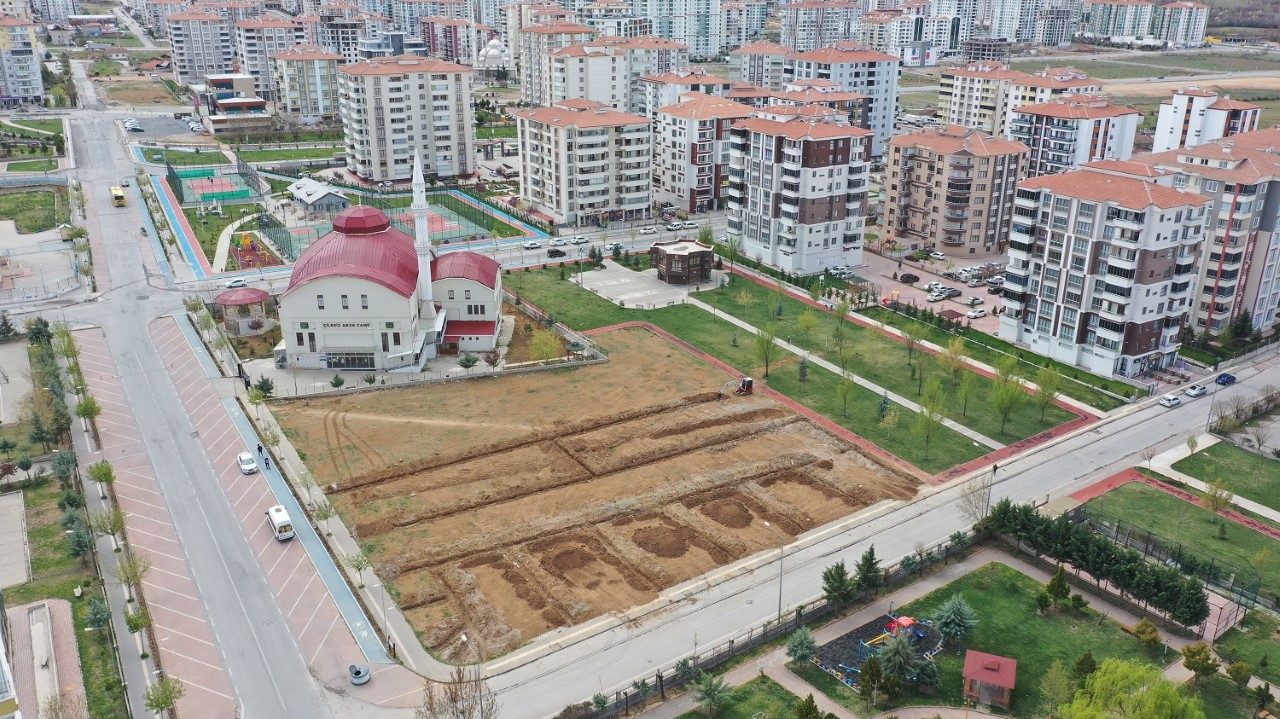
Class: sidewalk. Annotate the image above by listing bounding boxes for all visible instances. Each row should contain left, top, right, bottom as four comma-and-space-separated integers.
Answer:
1150, 434, 1280, 525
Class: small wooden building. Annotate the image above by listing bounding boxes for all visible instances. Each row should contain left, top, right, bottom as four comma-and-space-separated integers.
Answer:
214, 286, 273, 336
962, 650, 1017, 709
650, 238, 714, 285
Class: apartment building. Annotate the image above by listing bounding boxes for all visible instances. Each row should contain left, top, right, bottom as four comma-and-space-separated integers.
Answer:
338, 55, 475, 182
168, 11, 234, 86
998, 168, 1208, 376
1001, 67, 1103, 136
939, 61, 1101, 136
390, 0, 465, 32
195, 1, 268, 24
1078, 0, 1156, 42
1103, 128, 1280, 334
519, 21, 598, 104
637, 67, 734, 118
505, 1, 572, 56
0, 0, 30, 18
774, 79, 867, 121
515, 98, 652, 225
1153, 86, 1260, 153
785, 43, 901, 156
235, 15, 303, 101
420, 17, 495, 63
530, 35, 688, 112
885, 125, 1027, 257
578, 0, 652, 37
1155, 1, 1207, 46
719, 0, 767, 52
780, 1, 861, 52
0, 616, 17, 719
724, 106, 873, 274
0, 16, 41, 103
357, 29, 428, 59
728, 39, 791, 90
1008, 95, 1140, 178
725, 80, 777, 108
148, 0, 184, 36
34, 0, 75, 22
653, 92, 753, 212
859, 8, 957, 67
272, 44, 343, 121
631, 0, 720, 58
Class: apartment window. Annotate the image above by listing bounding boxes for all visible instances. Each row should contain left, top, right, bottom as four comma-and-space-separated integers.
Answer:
360, 294, 368, 310
448, 289, 455, 299
1078, 202, 1095, 218
341, 294, 349, 309
1074, 220, 1092, 235
1054, 198, 1071, 213
295, 332, 305, 347
316, 294, 325, 310
1204, 180, 1220, 192
393, 332, 401, 346
1037, 316, 1052, 333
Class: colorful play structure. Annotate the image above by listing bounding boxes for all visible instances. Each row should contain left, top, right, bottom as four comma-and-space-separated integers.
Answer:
811, 613, 944, 690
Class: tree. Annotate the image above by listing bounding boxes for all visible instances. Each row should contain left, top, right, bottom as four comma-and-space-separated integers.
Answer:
144, 676, 186, 716
1060, 659, 1204, 719
1040, 659, 1073, 714
195, 311, 214, 339
796, 309, 818, 342
754, 323, 779, 377
345, 549, 373, 588
529, 329, 562, 365
937, 337, 967, 383
17, 455, 32, 480
692, 672, 732, 717
786, 627, 818, 663
901, 323, 925, 365
1186, 435, 1198, 456
915, 659, 940, 692
879, 632, 921, 683
1253, 684, 1273, 713
859, 656, 882, 703
39, 692, 88, 719
1203, 480, 1234, 514
0, 311, 16, 339
934, 593, 977, 651
990, 380, 1025, 434
253, 376, 275, 398
837, 374, 854, 418
313, 500, 337, 535
1248, 423, 1271, 452
246, 387, 266, 419
482, 348, 501, 370
67, 526, 92, 564
1072, 650, 1098, 685
1133, 618, 1160, 648
957, 474, 993, 526
1047, 565, 1070, 606
52, 450, 77, 491
87, 594, 111, 629
86, 460, 114, 491
28, 412, 53, 451
74, 394, 101, 425
330, 374, 345, 388
90, 507, 126, 545
1033, 367, 1062, 421
1181, 643, 1218, 684
458, 353, 480, 372
0, 438, 14, 459
125, 607, 152, 634
957, 371, 978, 417
794, 694, 832, 719
112, 550, 153, 601
913, 378, 945, 460
1226, 661, 1253, 689
822, 561, 858, 604
415, 664, 499, 719
855, 546, 882, 592
722, 235, 743, 274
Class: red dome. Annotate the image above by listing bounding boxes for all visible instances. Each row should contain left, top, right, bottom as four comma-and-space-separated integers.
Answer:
214, 287, 270, 305
285, 208, 419, 298
332, 205, 391, 234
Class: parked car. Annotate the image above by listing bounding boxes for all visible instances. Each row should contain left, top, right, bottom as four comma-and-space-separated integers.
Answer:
237, 451, 259, 474
925, 281, 944, 292
1215, 373, 1237, 386
548, 237, 567, 247
665, 222, 683, 231
120, 178, 130, 187
987, 285, 1005, 295
987, 275, 1005, 285
547, 248, 566, 258
962, 296, 984, 307
898, 273, 920, 284
603, 242, 623, 252
1184, 384, 1207, 397
225, 278, 247, 288
926, 292, 947, 302
965, 308, 988, 319
681, 221, 699, 230
569, 235, 588, 244
967, 279, 984, 287
128, 126, 145, 132
639, 226, 657, 235
942, 288, 963, 298
928, 251, 946, 260
521, 240, 542, 250
1159, 394, 1182, 408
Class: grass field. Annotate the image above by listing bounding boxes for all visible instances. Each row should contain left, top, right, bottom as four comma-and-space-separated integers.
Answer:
1215, 610, 1280, 685
8, 118, 64, 135
1172, 442, 1280, 512
1087, 482, 1280, 600
158, 148, 231, 166
182, 203, 262, 259
900, 91, 940, 114
4, 478, 131, 718
1133, 52, 1280, 74
1192, 673, 1257, 719
509, 267, 988, 473
236, 146, 344, 163
675, 676, 803, 719
6, 158, 58, 172
0, 188, 70, 233
89, 60, 122, 76
1013, 59, 1192, 79
477, 125, 517, 139
899, 72, 941, 88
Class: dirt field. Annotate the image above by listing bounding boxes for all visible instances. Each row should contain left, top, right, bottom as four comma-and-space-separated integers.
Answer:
1103, 75, 1280, 97
99, 79, 173, 105
275, 328, 920, 660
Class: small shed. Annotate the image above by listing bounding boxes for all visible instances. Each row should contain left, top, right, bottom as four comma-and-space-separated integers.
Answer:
962, 650, 1017, 709
214, 286, 273, 337
650, 238, 714, 285
287, 177, 349, 214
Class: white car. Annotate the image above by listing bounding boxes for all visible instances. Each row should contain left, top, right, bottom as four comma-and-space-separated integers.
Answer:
925, 281, 944, 292
681, 221, 699, 230
1184, 384, 1207, 397
639, 226, 657, 235
225, 278, 247, 288
965, 308, 988, 319
665, 222, 683, 231
603, 242, 623, 252
926, 292, 947, 302
548, 237, 567, 247
569, 235, 588, 244
961, 296, 984, 306
929, 251, 947, 260
1159, 394, 1182, 408
237, 451, 259, 474
521, 240, 542, 250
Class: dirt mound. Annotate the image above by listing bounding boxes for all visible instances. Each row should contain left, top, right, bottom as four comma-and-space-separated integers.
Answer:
550, 547, 594, 573
648, 407, 789, 439
815, 459, 834, 470
701, 498, 753, 528
633, 527, 688, 558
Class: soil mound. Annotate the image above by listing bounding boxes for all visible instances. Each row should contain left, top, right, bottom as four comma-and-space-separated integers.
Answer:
702, 499, 753, 528
633, 527, 689, 558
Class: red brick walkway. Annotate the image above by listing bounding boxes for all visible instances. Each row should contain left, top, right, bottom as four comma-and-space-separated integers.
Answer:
5, 600, 86, 718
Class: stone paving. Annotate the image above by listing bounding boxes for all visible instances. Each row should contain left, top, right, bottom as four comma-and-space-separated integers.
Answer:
0, 490, 30, 589
5, 599, 87, 719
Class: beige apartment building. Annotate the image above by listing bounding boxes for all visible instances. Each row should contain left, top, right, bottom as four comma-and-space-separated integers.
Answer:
271, 44, 343, 121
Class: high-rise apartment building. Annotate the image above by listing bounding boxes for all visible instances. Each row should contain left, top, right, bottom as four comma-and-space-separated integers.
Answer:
1078, 0, 1156, 42
0, 16, 41, 103
631, 0, 721, 58
1008, 94, 1141, 177
653, 92, 753, 212
271, 44, 343, 121
1153, 87, 1260, 153
420, 17, 495, 64
785, 43, 901, 156
0, 0, 30, 19
637, 67, 734, 118
724, 106, 873, 274
515, 98, 652, 225
939, 61, 1101, 136
780, 0, 861, 52
168, 11, 234, 86
859, 8, 959, 67
719, 0, 767, 52
728, 39, 791, 90
148, 0, 185, 36
519, 21, 598, 103
234, 15, 303, 101
356, 29, 429, 60
1154, 1, 1207, 46
338, 55, 475, 182
999, 167, 1208, 376
529, 35, 688, 112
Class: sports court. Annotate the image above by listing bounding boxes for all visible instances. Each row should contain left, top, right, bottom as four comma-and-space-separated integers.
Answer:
168, 166, 257, 204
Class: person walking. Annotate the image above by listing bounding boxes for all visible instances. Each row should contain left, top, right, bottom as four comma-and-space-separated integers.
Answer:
257, 443, 263, 456
263, 455, 271, 470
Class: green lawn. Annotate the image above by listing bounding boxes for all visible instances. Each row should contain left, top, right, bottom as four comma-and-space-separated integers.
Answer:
0, 188, 70, 233
89, 60, 122, 76
182, 204, 261, 259
1087, 482, 1280, 601
1131, 52, 1280, 73
676, 676, 802, 719
6, 158, 58, 172
1173, 442, 1280, 513
5, 478, 130, 718
899, 72, 941, 88
698, 281, 1076, 444
901, 91, 940, 114
476, 124, 516, 139
1191, 673, 1256, 719
236, 147, 344, 163
1215, 610, 1280, 685
154, 148, 231, 167
8, 118, 64, 135
240, 129, 344, 144
509, 267, 987, 473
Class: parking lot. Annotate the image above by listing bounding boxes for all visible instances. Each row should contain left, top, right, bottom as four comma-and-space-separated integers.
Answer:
860, 251, 1005, 333
118, 114, 205, 141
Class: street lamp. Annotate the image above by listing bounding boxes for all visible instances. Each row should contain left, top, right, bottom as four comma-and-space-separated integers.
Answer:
762, 521, 784, 625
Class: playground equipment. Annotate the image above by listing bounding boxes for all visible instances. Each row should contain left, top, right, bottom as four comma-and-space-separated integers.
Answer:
855, 615, 929, 662
716, 376, 754, 399
814, 612, 946, 691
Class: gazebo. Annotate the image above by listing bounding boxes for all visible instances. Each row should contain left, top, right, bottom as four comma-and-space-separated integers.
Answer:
650, 238, 715, 285
962, 650, 1017, 709
214, 286, 272, 336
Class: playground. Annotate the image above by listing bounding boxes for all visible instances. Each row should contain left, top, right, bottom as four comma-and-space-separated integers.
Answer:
813, 614, 944, 690
273, 327, 921, 660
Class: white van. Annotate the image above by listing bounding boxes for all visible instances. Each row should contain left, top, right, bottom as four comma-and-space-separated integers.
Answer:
265, 505, 295, 541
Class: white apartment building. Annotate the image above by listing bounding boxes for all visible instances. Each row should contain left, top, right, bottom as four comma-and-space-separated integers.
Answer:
356, 29, 429, 60
35, 0, 75, 22
1008, 94, 1141, 178
1153, 87, 1260, 154
195, 1, 268, 24
338, 55, 475, 182
631, 0, 721, 58
1154, 0, 1207, 46
719, 0, 767, 52
531, 35, 689, 112
653, 92, 753, 212
579, 0, 653, 37
0, 16, 42, 103
859, 8, 957, 67
272, 44, 343, 121
728, 39, 791, 90
939, 61, 1101, 136
516, 98, 652, 225
785, 44, 901, 156
1077, 0, 1157, 42
0, 0, 30, 18
780, 1, 861, 52
724, 106, 873, 274
0, 619, 17, 719
235, 15, 303, 101
999, 168, 1208, 377
505, 1, 572, 56
391, 0, 467, 32
519, 21, 598, 103
637, 67, 734, 119
420, 17, 495, 64
168, 11, 234, 87
148, 0, 185, 36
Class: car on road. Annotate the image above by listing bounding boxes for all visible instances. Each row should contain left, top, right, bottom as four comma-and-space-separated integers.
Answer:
988, 285, 1005, 295
548, 237, 567, 246
962, 296, 983, 306
521, 240, 542, 250
1159, 394, 1182, 408
924, 281, 944, 292
665, 222, 683, 231
965, 308, 988, 319
121, 178, 130, 187
639, 226, 657, 235
547, 248, 566, 258
681, 221, 699, 230
127, 125, 145, 132
1215, 373, 1237, 386
225, 278, 247, 288
603, 242, 623, 252
928, 251, 946, 260
926, 292, 947, 302
237, 452, 259, 474
1184, 384, 1207, 397
569, 235, 588, 244
716, 235, 728, 243
898, 273, 919, 284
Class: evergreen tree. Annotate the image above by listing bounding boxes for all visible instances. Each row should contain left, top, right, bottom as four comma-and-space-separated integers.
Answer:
878, 632, 921, 683
934, 593, 977, 651
821, 561, 857, 605
1073, 650, 1098, 685
0, 311, 15, 339
1047, 565, 1071, 605
859, 656, 882, 703
855, 546, 882, 592
786, 628, 818, 664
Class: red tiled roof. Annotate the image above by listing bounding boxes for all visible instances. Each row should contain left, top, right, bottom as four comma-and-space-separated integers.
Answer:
443, 319, 497, 340
214, 287, 270, 305
733, 115, 871, 140
1020, 169, 1208, 211
341, 54, 470, 76
432, 252, 500, 289
729, 40, 791, 55
787, 46, 899, 64
963, 651, 1017, 690
286, 206, 420, 298
658, 92, 753, 120
891, 125, 1027, 157
1209, 98, 1260, 111
517, 99, 650, 128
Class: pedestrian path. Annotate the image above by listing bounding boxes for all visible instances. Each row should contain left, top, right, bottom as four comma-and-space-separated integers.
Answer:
684, 297, 1005, 450
1150, 434, 1280, 525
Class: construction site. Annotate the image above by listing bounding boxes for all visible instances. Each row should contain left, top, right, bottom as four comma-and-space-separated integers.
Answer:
274, 328, 921, 660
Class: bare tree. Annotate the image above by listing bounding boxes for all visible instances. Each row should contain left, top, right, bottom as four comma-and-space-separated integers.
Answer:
112, 550, 153, 602
958, 475, 993, 526
1185, 435, 1198, 456
40, 691, 88, 719
1203, 480, 1234, 514
901, 323, 925, 365
754, 323, 779, 378
1139, 446, 1158, 472
1247, 424, 1271, 453
415, 663, 499, 719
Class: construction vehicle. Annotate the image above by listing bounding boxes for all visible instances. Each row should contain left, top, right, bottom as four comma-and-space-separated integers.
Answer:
717, 376, 754, 399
